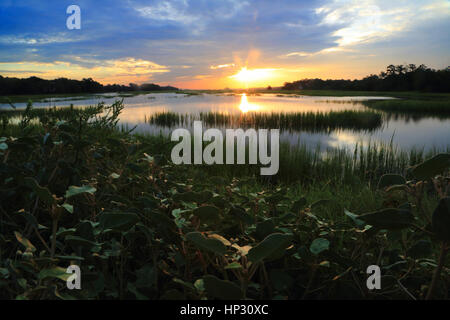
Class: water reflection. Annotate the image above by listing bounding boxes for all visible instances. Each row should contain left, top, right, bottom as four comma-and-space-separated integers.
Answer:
1, 93, 449, 151
238, 94, 261, 113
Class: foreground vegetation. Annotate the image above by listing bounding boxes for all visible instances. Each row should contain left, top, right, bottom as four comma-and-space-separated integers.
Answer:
0, 101, 449, 300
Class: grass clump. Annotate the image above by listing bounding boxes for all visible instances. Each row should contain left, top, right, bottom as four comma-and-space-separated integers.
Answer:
365, 99, 450, 114
148, 110, 383, 132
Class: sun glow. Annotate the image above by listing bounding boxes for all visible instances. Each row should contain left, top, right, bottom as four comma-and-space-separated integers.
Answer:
230, 67, 275, 84
238, 93, 261, 113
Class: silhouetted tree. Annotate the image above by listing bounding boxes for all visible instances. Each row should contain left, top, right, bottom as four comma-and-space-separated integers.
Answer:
282, 64, 450, 93
0, 76, 179, 95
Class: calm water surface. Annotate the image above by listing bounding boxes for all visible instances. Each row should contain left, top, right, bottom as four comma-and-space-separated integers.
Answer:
2, 93, 449, 151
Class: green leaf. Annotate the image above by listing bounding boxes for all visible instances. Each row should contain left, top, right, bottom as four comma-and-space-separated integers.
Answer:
203, 275, 243, 300
54, 287, 76, 300
255, 219, 276, 239
64, 235, 98, 249
142, 153, 154, 163
357, 208, 414, 229
310, 238, 330, 255
60, 203, 73, 214
247, 233, 293, 263
310, 199, 333, 209
432, 197, 450, 241
408, 240, 433, 259
99, 212, 140, 232
23, 177, 54, 205
378, 174, 406, 189
270, 269, 294, 291
412, 153, 450, 180
192, 206, 221, 223
229, 205, 254, 225
17, 278, 27, 289
135, 264, 155, 288
186, 232, 227, 255
65, 185, 96, 199
17, 211, 38, 229
385, 184, 408, 193
224, 262, 242, 270
54, 255, 84, 261
209, 176, 227, 185
109, 173, 120, 179
0, 142, 8, 150
14, 231, 36, 252
38, 267, 71, 281
197, 190, 213, 203
291, 197, 307, 212
344, 209, 366, 227
194, 279, 205, 292
173, 191, 198, 203
127, 283, 148, 300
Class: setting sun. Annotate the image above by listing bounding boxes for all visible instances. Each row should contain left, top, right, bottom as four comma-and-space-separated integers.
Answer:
230, 67, 276, 84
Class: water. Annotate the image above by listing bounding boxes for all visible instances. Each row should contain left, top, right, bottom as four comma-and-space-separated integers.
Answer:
2, 92, 449, 151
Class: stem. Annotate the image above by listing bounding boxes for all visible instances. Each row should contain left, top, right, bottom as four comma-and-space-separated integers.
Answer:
426, 242, 448, 300
50, 219, 58, 258
302, 264, 318, 300
35, 227, 51, 253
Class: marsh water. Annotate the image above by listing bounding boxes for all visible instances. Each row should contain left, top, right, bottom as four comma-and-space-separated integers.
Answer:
2, 92, 449, 151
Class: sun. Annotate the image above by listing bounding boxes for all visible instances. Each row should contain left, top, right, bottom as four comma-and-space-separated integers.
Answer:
230, 67, 275, 84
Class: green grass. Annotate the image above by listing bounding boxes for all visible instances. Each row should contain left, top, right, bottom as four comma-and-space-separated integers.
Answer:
0, 92, 101, 104
364, 99, 450, 114
251, 89, 450, 100
147, 110, 383, 132
182, 140, 446, 185
0, 90, 181, 104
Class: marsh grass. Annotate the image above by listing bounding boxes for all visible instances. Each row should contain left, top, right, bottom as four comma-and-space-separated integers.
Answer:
197, 140, 445, 184
364, 99, 450, 114
2, 105, 446, 185
147, 110, 383, 132
133, 129, 447, 185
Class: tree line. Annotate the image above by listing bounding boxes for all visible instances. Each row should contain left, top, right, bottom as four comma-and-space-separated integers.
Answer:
282, 64, 450, 92
0, 76, 179, 95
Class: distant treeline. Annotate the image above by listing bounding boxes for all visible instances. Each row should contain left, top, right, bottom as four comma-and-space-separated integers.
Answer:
282, 64, 450, 92
0, 75, 179, 95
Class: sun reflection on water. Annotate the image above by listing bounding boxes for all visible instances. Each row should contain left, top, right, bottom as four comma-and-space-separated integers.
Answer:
238, 93, 261, 113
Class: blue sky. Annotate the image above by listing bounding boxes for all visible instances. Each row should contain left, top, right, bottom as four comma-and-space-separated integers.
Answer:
0, 0, 449, 88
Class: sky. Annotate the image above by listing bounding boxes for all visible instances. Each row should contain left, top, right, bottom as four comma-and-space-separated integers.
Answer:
0, 0, 449, 89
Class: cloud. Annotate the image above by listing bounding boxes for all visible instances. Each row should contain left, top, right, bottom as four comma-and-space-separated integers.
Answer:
0, 70, 43, 74
285, 46, 353, 58
0, 0, 448, 87
0, 33, 86, 45
0, 58, 170, 84
210, 63, 236, 70
136, 1, 198, 24
315, 0, 450, 47
134, 0, 250, 34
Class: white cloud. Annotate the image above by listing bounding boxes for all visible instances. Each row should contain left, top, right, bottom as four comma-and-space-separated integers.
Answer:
210, 63, 236, 69
0, 33, 86, 45
284, 47, 353, 58
136, 1, 198, 25
135, 0, 249, 34
315, 0, 450, 47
